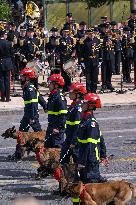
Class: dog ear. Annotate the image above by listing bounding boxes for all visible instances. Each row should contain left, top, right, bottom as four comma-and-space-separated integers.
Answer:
11, 126, 16, 133
73, 181, 83, 194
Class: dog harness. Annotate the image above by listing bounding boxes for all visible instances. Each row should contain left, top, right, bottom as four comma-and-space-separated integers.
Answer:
17, 131, 26, 145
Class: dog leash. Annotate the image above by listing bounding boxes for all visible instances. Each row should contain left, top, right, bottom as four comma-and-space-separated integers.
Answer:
59, 148, 70, 163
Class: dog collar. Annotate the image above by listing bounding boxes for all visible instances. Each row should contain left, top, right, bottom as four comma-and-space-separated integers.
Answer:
80, 184, 89, 200
17, 131, 26, 145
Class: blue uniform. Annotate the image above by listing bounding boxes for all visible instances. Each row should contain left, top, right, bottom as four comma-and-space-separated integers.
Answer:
19, 82, 47, 132
45, 90, 67, 148
60, 101, 81, 164
77, 113, 107, 183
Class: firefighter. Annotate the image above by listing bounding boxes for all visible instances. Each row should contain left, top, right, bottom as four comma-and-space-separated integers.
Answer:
72, 93, 109, 204
77, 93, 108, 183
45, 74, 67, 148
19, 67, 47, 132
60, 82, 87, 164
13, 67, 47, 159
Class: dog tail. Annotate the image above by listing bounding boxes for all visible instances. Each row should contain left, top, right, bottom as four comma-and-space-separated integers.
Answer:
128, 183, 136, 198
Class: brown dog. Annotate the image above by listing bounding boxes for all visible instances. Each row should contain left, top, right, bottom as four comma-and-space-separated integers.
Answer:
1, 126, 46, 159
65, 180, 136, 205
30, 139, 61, 179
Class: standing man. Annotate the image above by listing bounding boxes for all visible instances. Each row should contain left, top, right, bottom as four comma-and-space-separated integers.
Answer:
81, 29, 102, 93
101, 35, 115, 91
59, 26, 76, 92
121, 26, 133, 83
0, 30, 13, 102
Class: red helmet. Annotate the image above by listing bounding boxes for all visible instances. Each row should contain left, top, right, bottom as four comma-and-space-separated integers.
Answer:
83, 93, 101, 108
20, 67, 37, 79
70, 82, 87, 94
48, 74, 64, 87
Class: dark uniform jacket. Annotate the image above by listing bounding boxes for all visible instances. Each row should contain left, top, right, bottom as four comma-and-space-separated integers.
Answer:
47, 90, 67, 131
81, 37, 101, 69
59, 36, 75, 63
77, 113, 106, 165
102, 40, 115, 61
65, 101, 81, 145
22, 36, 40, 61
23, 82, 47, 119
121, 36, 133, 59
0, 39, 13, 71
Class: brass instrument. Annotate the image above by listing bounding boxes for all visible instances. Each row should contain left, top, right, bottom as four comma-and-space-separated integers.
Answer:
26, 1, 40, 19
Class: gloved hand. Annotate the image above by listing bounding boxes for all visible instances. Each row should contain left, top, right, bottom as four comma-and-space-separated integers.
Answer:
81, 62, 85, 69
78, 164, 85, 170
29, 119, 35, 125
100, 157, 109, 167
70, 144, 75, 148
53, 129, 59, 134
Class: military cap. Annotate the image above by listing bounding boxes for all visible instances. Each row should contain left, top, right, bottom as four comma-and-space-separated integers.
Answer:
110, 21, 117, 26
79, 21, 87, 26
103, 35, 111, 42
62, 25, 70, 31
123, 26, 131, 31
101, 16, 108, 20
66, 12, 72, 17
0, 29, 5, 36
27, 27, 34, 32
102, 23, 109, 28
50, 27, 58, 32
20, 26, 27, 31
131, 9, 136, 14
93, 26, 99, 32
0, 19, 7, 24
86, 28, 94, 33
10, 22, 16, 26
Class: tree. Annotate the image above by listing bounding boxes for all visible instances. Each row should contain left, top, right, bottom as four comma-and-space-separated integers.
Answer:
0, 0, 11, 21
82, 0, 120, 9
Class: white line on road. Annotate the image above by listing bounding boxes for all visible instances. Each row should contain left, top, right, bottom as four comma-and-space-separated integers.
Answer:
103, 128, 136, 133
0, 147, 16, 150
97, 116, 135, 121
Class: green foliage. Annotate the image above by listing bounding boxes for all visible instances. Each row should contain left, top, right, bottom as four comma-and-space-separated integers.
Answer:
0, 0, 11, 20
81, 0, 121, 8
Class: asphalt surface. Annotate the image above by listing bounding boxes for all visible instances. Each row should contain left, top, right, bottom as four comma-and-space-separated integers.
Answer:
0, 107, 136, 205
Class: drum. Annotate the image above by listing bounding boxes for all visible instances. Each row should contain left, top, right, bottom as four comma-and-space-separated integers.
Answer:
26, 60, 42, 77
63, 58, 81, 77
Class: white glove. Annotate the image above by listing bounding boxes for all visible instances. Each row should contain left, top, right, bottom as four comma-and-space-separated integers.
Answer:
81, 63, 85, 69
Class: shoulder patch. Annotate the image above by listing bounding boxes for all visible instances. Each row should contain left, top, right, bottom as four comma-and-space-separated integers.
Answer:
91, 122, 96, 127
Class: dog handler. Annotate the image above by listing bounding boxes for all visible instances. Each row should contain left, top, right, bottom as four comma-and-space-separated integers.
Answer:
13, 67, 47, 159
60, 82, 87, 164
45, 74, 67, 148
72, 93, 109, 204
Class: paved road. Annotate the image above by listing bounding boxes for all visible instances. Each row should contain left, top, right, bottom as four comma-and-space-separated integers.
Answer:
0, 107, 136, 205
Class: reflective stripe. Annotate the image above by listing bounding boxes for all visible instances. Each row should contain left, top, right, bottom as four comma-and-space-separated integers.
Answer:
77, 137, 100, 144
66, 120, 80, 125
24, 92, 39, 105
92, 118, 97, 122
95, 147, 100, 160
72, 198, 80, 203
48, 110, 67, 115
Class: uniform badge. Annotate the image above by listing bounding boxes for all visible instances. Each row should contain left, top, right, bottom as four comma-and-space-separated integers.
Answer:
91, 122, 96, 127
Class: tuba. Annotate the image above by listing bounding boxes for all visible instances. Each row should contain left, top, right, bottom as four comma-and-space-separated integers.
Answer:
26, 1, 40, 19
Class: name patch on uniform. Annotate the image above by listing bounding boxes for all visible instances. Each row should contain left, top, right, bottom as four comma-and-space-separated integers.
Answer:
91, 122, 96, 127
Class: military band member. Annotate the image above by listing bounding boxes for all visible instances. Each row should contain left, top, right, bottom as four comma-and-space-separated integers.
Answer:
121, 26, 133, 83
101, 35, 115, 91
128, 9, 136, 33
59, 25, 76, 92
81, 28, 102, 93
0, 30, 13, 102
